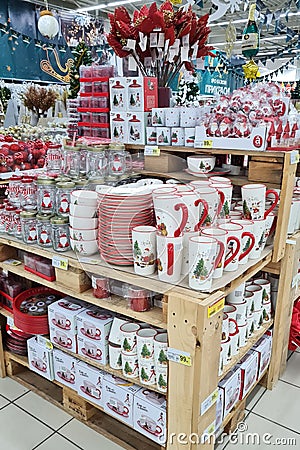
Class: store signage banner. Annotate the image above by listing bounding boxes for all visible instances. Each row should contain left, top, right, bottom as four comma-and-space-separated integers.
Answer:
198, 70, 230, 96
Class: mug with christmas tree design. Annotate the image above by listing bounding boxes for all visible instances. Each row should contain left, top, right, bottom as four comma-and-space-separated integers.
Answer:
210, 183, 233, 220
241, 183, 279, 220
230, 219, 254, 265
156, 367, 168, 392
139, 361, 156, 386
154, 333, 168, 370
120, 323, 141, 355
122, 353, 139, 379
218, 223, 255, 271
132, 226, 157, 276
137, 328, 157, 363
246, 285, 263, 310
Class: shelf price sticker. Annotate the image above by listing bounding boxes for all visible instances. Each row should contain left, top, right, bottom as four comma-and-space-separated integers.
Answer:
144, 145, 160, 156
201, 421, 216, 443
200, 388, 219, 416
52, 255, 69, 271
167, 348, 192, 366
207, 297, 225, 318
197, 139, 213, 149
290, 150, 299, 165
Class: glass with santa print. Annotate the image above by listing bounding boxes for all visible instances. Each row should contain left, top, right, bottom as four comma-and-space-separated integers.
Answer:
56, 181, 75, 218
189, 236, 224, 291
36, 177, 56, 214
37, 214, 53, 248
51, 217, 70, 252
20, 210, 37, 244
86, 146, 108, 180
132, 226, 157, 276
108, 144, 132, 176
241, 183, 279, 220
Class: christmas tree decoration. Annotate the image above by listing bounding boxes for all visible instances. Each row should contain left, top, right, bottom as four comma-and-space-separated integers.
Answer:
0, 86, 11, 114
68, 42, 92, 99
175, 72, 202, 107
22, 86, 57, 123
38, 9, 59, 40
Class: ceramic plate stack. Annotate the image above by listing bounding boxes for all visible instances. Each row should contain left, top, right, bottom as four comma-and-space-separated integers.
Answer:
98, 186, 155, 265
13, 288, 63, 335
5, 326, 33, 356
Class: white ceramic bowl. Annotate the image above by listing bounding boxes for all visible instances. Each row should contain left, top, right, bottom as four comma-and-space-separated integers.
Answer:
69, 215, 98, 229
70, 190, 98, 207
187, 155, 216, 174
69, 203, 97, 218
69, 227, 98, 241
70, 238, 99, 256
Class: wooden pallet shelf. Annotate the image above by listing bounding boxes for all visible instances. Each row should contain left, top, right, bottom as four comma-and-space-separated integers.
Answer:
4, 350, 161, 450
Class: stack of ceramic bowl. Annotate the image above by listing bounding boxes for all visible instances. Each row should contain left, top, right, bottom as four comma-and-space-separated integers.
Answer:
97, 185, 155, 265
69, 190, 99, 256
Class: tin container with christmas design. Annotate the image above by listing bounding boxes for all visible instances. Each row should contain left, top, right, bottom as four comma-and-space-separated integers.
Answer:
20, 210, 37, 244
171, 127, 185, 146
37, 177, 56, 214
37, 214, 53, 248
56, 181, 75, 217
51, 217, 70, 252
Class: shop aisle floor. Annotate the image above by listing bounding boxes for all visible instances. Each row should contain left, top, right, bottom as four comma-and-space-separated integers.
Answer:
0, 351, 300, 449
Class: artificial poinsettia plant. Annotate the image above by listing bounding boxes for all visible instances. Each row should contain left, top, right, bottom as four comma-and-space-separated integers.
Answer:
107, 1, 213, 87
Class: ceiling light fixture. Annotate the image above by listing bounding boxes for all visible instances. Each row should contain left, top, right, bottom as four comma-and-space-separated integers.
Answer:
210, 11, 300, 28
76, 0, 140, 13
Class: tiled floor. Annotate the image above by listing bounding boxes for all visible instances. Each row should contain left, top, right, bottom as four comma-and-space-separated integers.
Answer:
0, 352, 300, 449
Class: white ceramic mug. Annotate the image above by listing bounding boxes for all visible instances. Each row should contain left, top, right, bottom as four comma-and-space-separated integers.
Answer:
246, 285, 263, 311
230, 219, 254, 265
226, 282, 245, 304
109, 343, 122, 370
153, 333, 168, 370
201, 227, 240, 279
247, 316, 254, 338
139, 361, 156, 386
153, 194, 188, 237
223, 305, 238, 334
132, 226, 157, 275
238, 321, 248, 347
228, 300, 248, 325
218, 223, 255, 271
137, 328, 157, 362
122, 352, 139, 379
254, 278, 271, 304
222, 312, 230, 341
221, 336, 232, 365
244, 291, 255, 317
120, 322, 140, 355
252, 309, 264, 330
262, 301, 272, 322
156, 367, 168, 392
210, 176, 232, 185
157, 234, 183, 283
182, 231, 200, 276
241, 183, 279, 220
189, 236, 224, 291
229, 328, 240, 356
178, 191, 209, 232
193, 187, 225, 226
210, 183, 233, 219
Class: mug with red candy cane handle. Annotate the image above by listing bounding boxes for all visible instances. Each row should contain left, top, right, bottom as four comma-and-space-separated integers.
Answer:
264, 190, 279, 218
156, 234, 183, 283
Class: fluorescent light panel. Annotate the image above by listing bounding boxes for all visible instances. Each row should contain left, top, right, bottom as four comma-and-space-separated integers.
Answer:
210, 11, 300, 28
77, 0, 140, 13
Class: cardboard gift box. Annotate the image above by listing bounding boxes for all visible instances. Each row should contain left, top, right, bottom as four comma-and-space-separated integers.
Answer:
144, 152, 186, 173
103, 373, 141, 426
180, 107, 198, 127
133, 388, 167, 445
27, 336, 54, 381
146, 127, 158, 145
53, 348, 78, 390
219, 368, 241, 419
152, 108, 165, 126
252, 334, 272, 379
215, 387, 224, 432
184, 128, 196, 147
156, 127, 171, 146
238, 350, 260, 399
48, 297, 88, 353
165, 107, 180, 127
76, 360, 106, 408
126, 77, 158, 112
110, 78, 127, 112
110, 112, 128, 144
171, 127, 185, 146
127, 112, 148, 145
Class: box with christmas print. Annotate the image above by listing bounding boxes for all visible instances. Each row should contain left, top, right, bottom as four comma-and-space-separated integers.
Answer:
77, 306, 113, 364
53, 348, 77, 390
110, 112, 128, 144
110, 77, 127, 112
152, 108, 165, 126
184, 128, 196, 147
133, 388, 167, 445
252, 334, 272, 379
76, 360, 106, 408
48, 297, 88, 353
195, 125, 267, 151
180, 107, 199, 128
146, 127, 157, 145
218, 368, 241, 419
215, 388, 224, 432
127, 112, 151, 145
171, 128, 184, 146
156, 127, 171, 146
238, 350, 260, 399
103, 373, 141, 427
126, 77, 158, 112
27, 336, 54, 381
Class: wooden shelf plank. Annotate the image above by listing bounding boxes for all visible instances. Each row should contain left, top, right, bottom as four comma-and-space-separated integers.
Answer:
126, 144, 287, 158
0, 261, 166, 329
0, 307, 13, 319
218, 320, 273, 382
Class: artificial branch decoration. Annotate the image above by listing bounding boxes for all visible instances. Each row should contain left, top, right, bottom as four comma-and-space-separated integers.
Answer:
107, 1, 213, 87
23, 86, 57, 118
68, 42, 92, 99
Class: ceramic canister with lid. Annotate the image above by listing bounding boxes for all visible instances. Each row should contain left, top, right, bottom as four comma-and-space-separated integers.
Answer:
51, 216, 70, 252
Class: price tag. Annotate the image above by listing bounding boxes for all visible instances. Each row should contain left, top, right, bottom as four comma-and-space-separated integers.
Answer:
7, 316, 14, 328
37, 335, 53, 350
196, 140, 213, 149
3, 259, 22, 266
52, 255, 68, 271
290, 150, 299, 165
201, 421, 216, 443
144, 146, 160, 156
207, 297, 225, 318
200, 388, 218, 416
167, 348, 192, 366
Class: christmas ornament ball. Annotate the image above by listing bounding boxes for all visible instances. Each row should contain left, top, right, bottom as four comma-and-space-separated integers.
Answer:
38, 10, 59, 39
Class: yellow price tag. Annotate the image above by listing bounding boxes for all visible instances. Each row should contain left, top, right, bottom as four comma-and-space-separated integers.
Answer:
52, 255, 69, 271
208, 297, 225, 318
212, 389, 218, 402
179, 354, 192, 366
203, 139, 213, 148
144, 145, 160, 156
167, 348, 192, 366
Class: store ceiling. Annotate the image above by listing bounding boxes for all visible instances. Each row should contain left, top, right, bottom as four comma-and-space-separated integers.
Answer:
32, 0, 300, 59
